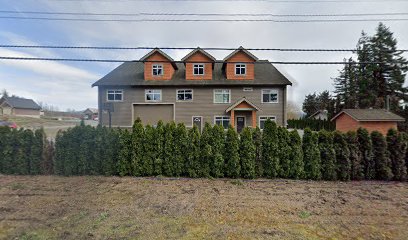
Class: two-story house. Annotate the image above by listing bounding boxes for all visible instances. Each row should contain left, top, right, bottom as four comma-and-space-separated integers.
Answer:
92, 47, 292, 132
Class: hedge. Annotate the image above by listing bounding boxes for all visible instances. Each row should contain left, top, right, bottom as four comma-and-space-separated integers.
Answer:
287, 118, 335, 131
1, 120, 408, 182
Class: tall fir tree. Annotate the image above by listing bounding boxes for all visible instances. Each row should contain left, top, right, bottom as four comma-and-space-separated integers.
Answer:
277, 127, 291, 178
239, 127, 256, 179
211, 124, 225, 178
386, 129, 407, 181
252, 127, 263, 177
162, 122, 176, 176
199, 122, 213, 177
288, 130, 304, 179
371, 131, 393, 180
345, 131, 364, 180
143, 125, 157, 176
333, 131, 351, 181
173, 123, 188, 177
117, 129, 132, 176
224, 126, 240, 178
318, 130, 337, 181
154, 121, 165, 176
186, 125, 201, 178
261, 120, 279, 178
303, 128, 321, 180
357, 128, 375, 180
333, 58, 359, 109
130, 119, 144, 176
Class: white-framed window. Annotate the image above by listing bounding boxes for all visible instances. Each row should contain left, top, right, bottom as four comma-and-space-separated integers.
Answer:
235, 63, 246, 75
262, 89, 279, 103
145, 89, 162, 102
214, 116, 230, 129
177, 89, 193, 101
214, 89, 231, 103
243, 87, 253, 92
259, 116, 277, 130
107, 90, 123, 102
152, 64, 163, 76
193, 64, 205, 75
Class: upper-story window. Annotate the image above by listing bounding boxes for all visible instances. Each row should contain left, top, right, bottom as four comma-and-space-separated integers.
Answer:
262, 89, 278, 103
193, 64, 205, 75
152, 64, 163, 76
145, 89, 162, 102
235, 63, 246, 75
107, 90, 123, 102
177, 89, 193, 101
214, 89, 231, 103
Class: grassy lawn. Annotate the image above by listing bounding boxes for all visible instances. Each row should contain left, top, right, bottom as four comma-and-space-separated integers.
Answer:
1, 176, 407, 240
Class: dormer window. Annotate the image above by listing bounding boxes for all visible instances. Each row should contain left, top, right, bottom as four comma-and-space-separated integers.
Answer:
235, 64, 246, 75
152, 64, 163, 76
193, 64, 205, 75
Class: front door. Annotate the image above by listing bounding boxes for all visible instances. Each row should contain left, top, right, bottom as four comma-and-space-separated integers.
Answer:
236, 116, 245, 133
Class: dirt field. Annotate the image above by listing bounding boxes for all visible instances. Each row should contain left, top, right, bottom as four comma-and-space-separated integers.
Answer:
0, 176, 407, 240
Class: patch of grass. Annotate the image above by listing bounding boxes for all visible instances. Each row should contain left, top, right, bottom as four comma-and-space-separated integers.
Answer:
230, 179, 243, 186
18, 232, 42, 240
10, 182, 26, 190
299, 211, 311, 219
98, 212, 109, 222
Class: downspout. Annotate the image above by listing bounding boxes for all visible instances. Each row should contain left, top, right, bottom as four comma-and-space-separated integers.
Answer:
283, 86, 287, 127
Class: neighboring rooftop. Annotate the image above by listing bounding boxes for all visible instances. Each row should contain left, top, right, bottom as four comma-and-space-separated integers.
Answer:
331, 109, 405, 122
1, 96, 41, 110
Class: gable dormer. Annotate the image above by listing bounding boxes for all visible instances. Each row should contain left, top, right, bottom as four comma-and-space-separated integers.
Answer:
140, 48, 178, 80
223, 46, 258, 80
181, 47, 216, 80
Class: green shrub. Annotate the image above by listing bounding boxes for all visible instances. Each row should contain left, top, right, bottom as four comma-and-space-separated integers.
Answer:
262, 120, 279, 178
386, 129, 407, 181
345, 131, 364, 180
211, 124, 225, 178
185, 125, 201, 178
288, 130, 304, 179
277, 127, 291, 178
239, 127, 256, 179
252, 127, 263, 177
318, 130, 337, 181
333, 131, 351, 181
371, 131, 393, 180
303, 128, 321, 180
357, 128, 374, 180
225, 126, 240, 178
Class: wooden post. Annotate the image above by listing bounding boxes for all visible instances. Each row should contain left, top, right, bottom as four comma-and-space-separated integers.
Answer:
252, 110, 256, 128
230, 110, 235, 128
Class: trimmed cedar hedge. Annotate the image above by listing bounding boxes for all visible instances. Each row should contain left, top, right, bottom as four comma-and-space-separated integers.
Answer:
287, 118, 335, 131
0, 119, 407, 181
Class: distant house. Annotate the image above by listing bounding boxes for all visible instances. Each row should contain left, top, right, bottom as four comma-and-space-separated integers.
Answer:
83, 108, 98, 120
331, 109, 405, 135
309, 110, 328, 120
0, 96, 41, 118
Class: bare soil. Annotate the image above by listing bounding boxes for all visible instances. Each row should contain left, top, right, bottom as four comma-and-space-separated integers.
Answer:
0, 175, 407, 240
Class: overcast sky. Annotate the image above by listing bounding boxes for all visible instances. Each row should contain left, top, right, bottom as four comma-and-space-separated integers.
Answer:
0, 0, 407, 111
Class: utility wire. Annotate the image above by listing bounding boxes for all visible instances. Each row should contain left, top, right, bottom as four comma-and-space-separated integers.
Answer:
2, 10, 408, 17
0, 56, 406, 65
1, 45, 407, 52
1, 16, 408, 22
44, 0, 408, 2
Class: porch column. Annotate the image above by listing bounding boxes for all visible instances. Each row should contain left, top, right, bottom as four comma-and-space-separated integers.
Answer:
252, 110, 256, 128
230, 110, 235, 128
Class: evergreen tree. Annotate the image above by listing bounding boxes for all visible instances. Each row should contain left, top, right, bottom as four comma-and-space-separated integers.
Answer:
288, 130, 304, 179
224, 126, 240, 178
154, 121, 165, 176
30, 128, 45, 175
334, 58, 359, 109
318, 130, 337, 180
302, 93, 319, 117
143, 125, 157, 176
199, 123, 212, 177
303, 128, 321, 180
186, 125, 201, 178
173, 123, 188, 177
162, 122, 176, 176
345, 131, 364, 180
252, 127, 263, 177
0, 127, 12, 173
117, 129, 132, 176
211, 124, 225, 178
357, 128, 375, 180
239, 127, 256, 179
386, 129, 407, 181
371, 131, 393, 180
333, 131, 351, 181
277, 127, 291, 178
261, 120, 279, 178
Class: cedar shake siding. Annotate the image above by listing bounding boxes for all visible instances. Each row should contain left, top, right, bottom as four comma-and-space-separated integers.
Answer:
98, 86, 286, 127
93, 47, 291, 129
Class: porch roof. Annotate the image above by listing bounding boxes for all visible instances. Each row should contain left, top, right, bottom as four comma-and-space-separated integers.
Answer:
225, 97, 261, 113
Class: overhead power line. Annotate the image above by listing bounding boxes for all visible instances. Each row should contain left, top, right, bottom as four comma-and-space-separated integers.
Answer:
1, 16, 408, 22
2, 10, 408, 17
44, 0, 408, 2
0, 56, 406, 65
1, 45, 407, 52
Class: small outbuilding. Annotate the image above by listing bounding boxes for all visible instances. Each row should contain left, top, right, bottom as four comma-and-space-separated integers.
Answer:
83, 108, 99, 120
331, 109, 405, 135
309, 110, 328, 120
0, 96, 41, 118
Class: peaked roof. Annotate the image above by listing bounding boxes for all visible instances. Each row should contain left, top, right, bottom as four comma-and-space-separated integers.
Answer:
226, 97, 261, 112
1, 96, 41, 110
181, 47, 216, 62
83, 108, 98, 114
223, 46, 259, 61
139, 48, 178, 69
331, 109, 405, 122
309, 109, 328, 118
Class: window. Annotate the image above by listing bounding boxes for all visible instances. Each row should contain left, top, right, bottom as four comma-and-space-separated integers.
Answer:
193, 64, 204, 75
259, 116, 276, 130
214, 116, 230, 129
214, 89, 231, 103
107, 90, 123, 102
235, 63, 246, 75
145, 89, 162, 102
262, 89, 278, 103
177, 89, 193, 101
243, 87, 253, 92
152, 64, 163, 76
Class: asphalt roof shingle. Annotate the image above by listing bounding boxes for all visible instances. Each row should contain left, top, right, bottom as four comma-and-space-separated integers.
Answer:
92, 61, 292, 87
332, 109, 405, 122
2, 96, 41, 110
